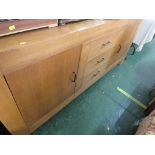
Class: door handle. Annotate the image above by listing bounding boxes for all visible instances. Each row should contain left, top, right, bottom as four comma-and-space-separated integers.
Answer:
71, 72, 77, 82
116, 44, 121, 54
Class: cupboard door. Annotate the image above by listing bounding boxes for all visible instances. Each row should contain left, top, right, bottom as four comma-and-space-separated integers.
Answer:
4, 46, 81, 126
110, 43, 125, 63
109, 21, 141, 64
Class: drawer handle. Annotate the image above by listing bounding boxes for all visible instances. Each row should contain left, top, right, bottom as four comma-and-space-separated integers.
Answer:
116, 44, 122, 54
96, 58, 105, 64
101, 41, 111, 48
92, 70, 100, 78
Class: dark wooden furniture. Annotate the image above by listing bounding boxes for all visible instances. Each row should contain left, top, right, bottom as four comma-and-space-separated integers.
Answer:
0, 19, 58, 37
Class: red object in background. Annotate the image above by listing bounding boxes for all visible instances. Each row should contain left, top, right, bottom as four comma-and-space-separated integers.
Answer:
0, 19, 58, 37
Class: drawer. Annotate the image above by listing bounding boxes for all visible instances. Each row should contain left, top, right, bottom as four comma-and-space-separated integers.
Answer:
83, 66, 106, 87
84, 48, 113, 76
87, 28, 125, 61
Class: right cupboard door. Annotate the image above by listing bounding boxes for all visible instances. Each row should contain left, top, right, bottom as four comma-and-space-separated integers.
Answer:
4, 46, 81, 127
109, 20, 141, 64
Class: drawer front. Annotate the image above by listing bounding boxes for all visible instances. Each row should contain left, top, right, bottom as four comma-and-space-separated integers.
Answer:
83, 66, 106, 87
87, 29, 125, 61
84, 48, 113, 76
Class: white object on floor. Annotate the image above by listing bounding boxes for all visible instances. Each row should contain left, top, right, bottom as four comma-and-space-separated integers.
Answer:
133, 19, 155, 52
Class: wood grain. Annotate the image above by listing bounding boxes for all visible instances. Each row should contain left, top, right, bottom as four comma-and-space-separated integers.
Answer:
0, 20, 135, 75
0, 73, 29, 134
87, 27, 126, 61
84, 49, 111, 76
4, 46, 81, 126
109, 20, 142, 65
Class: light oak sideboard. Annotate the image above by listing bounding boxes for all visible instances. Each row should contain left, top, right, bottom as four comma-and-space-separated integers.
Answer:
0, 20, 141, 134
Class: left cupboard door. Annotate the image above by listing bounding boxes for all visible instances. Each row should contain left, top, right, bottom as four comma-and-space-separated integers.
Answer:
4, 46, 81, 127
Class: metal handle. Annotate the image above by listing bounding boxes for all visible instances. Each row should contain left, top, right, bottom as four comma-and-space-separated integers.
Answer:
92, 70, 100, 78
116, 44, 121, 54
96, 58, 104, 64
101, 41, 111, 48
71, 72, 77, 82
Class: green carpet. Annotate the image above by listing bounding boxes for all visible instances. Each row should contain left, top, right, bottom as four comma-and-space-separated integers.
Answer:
33, 39, 155, 135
